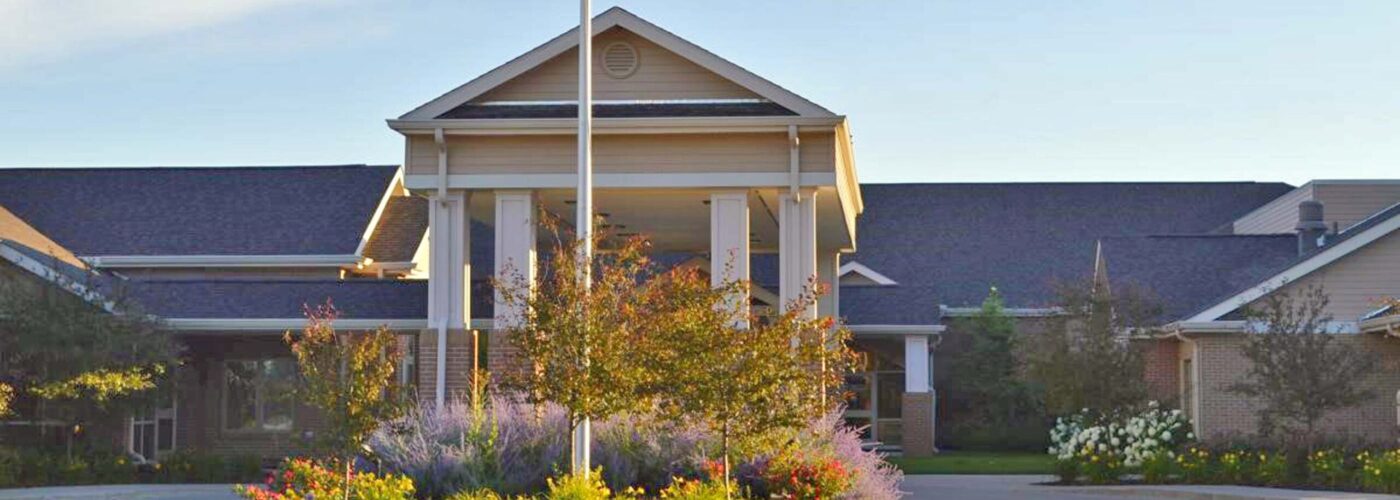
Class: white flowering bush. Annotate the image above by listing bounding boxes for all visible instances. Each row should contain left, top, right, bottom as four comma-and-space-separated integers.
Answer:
1049, 401, 1195, 469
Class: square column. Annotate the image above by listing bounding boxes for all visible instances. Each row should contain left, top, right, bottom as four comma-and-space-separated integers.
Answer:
422, 192, 471, 406
903, 334, 936, 457
710, 191, 750, 321
492, 190, 537, 375
816, 251, 840, 319
778, 189, 818, 317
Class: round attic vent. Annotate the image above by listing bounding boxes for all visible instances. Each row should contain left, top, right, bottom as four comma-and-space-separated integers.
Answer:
601, 41, 639, 79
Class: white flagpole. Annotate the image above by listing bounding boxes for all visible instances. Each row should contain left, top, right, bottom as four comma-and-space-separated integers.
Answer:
572, 0, 593, 478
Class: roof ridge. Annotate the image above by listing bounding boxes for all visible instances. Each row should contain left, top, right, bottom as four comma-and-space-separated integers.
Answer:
0, 164, 397, 172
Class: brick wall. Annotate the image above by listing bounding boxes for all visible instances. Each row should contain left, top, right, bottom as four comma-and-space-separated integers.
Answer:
1194, 334, 1400, 444
1136, 338, 1182, 407
902, 392, 936, 457
416, 329, 476, 405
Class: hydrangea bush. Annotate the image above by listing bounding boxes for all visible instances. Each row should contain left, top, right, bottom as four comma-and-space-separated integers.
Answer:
1049, 401, 1195, 482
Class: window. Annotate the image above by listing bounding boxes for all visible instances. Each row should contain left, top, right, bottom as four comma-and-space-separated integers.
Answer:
223, 359, 297, 432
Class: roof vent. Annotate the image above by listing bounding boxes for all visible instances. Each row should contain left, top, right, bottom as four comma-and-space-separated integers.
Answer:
601, 41, 639, 79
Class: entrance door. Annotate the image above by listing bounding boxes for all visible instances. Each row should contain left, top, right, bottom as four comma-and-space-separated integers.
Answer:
129, 399, 176, 462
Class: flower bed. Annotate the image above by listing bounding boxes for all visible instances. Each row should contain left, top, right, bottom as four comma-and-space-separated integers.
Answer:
0, 446, 261, 488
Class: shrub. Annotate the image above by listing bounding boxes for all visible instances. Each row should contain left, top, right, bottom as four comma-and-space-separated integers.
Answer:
545, 468, 613, 500
1216, 450, 1250, 484
1176, 447, 1213, 484
1254, 450, 1289, 487
1359, 450, 1400, 494
1140, 451, 1175, 484
657, 477, 731, 499
234, 457, 414, 500
1053, 458, 1078, 484
762, 451, 853, 499
1308, 449, 1351, 489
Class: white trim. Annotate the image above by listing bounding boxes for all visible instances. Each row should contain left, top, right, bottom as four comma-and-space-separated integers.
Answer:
474, 98, 771, 106
1187, 211, 1400, 322
1363, 315, 1400, 336
404, 172, 837, 190
938, 305, 1063, 318
86, 254, 363, 268
164, 318, 431, 332
397, 7, 833, 120
838, 261, 897, 286
0, 243, 110, 309
354, 168, 405, 257
846, 324, 945, 336
1165, 320, 1248, 334
389, 116, 844, 135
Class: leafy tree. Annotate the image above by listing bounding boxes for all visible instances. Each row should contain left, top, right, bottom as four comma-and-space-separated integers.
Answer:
1228, 283, 1377, 447
1025, 279, 1160, 416
285, 302, 406, 497
0, 260, 175, 452
946, 287, 1040, 446
648, 267, 855, 496
494, 215, 662, 470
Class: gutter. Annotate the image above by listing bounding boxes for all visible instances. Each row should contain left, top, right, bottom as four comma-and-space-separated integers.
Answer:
846, 324, 946, 336
165, 318, 430, 332
1361, 315, 1400, 337
86, 254, 364, 268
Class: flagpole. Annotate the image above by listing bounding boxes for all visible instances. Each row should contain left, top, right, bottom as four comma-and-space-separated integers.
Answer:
572, 0, 593, 478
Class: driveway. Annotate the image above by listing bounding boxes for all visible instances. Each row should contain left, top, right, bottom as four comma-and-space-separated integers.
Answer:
0, 484, 240, 500
901, 475, 1400, 499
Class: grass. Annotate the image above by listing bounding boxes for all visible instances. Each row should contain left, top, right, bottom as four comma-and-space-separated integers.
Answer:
889, 451, 1056, 475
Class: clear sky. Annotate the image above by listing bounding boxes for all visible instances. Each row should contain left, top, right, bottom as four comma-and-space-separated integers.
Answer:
2, 0, 1397, 185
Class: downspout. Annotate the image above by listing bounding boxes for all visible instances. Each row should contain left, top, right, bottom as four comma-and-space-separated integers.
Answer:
787, 125, 800, 201
434, 127, 448, 409
1169, 329, 1201, 437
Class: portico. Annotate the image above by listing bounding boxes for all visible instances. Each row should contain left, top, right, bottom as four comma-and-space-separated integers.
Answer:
389, 7, 937, 455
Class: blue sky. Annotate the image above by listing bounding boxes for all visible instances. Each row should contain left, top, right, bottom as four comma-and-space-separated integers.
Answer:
1, 0, 1397, 185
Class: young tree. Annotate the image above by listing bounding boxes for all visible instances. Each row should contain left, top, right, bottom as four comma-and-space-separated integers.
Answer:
647, 268, 855, 496
0, 262, 175, 453
1025, 280, 1160, 416
494, 215, 661, 468
285, 302, 406, 497
946, 287, 1039, 443
1228, 284, 1377, 447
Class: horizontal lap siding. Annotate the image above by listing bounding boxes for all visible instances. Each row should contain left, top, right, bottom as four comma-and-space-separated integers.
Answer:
408, 133, 835, 176
476, 28, 759, 102
1233, 185, 1311, 234
1263, 231, 1400, 320
1315, 184, 1400, 231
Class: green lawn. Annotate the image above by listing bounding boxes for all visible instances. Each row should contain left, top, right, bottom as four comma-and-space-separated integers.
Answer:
889, 451, 1055, 475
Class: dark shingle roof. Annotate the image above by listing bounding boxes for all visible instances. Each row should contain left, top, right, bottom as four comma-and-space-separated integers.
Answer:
839, 182, 1295, 324
126, 279, 428, 319
437, 101, 796, 119
1098, 235, 1299, 321
0, 165, 399, 256
363, 196, 428, 262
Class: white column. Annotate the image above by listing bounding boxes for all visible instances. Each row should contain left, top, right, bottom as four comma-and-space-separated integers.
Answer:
427, 191, 470, 408
494, 190, 537, 329
905, 334, 930, 393
816, 251, 840, 319
428, 191, 470, 330
710, 191, 750, 320
779, 189, 818, 317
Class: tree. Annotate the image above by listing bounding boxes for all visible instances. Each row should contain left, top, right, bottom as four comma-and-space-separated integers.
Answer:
648, 267, 855, 496
946, 287, 1040, 446
0, 261, 176, 453
285, 302, 406, 498
1228, 283, 1377, 447
494, 215, 661, 455
1025, 279, 1160, 416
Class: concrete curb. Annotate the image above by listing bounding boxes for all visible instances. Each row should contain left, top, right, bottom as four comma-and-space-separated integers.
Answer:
1053, 484, 1393, 500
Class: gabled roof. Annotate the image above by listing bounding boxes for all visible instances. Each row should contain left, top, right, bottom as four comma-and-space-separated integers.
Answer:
1185, 201, 1400, 321
126, 279, 428, 320
842, 182, 1296, 315
1097, 234, 1298, 321
363, 196, 429, 262
398, 7, 835, 120
0, 203, 83, 269
0, 165, 400, 257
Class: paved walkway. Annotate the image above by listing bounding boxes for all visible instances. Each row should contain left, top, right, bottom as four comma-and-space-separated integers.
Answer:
902, 475, 1400, 499
0, 484, 240, 499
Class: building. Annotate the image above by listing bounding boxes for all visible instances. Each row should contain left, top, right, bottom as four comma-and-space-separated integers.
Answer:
1, 8, 1398, 461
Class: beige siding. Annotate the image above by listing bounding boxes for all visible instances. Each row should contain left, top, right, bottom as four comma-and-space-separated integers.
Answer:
1233, 184, 1312, 234
477, 28, 759, 102
1194, 334, 1400, 444
1314, 183, 1400, 231
408, 132, 834, 176
1260, 230, 1400, 320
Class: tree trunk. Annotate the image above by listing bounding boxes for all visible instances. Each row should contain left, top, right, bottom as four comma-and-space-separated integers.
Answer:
722, 420, 732, 500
